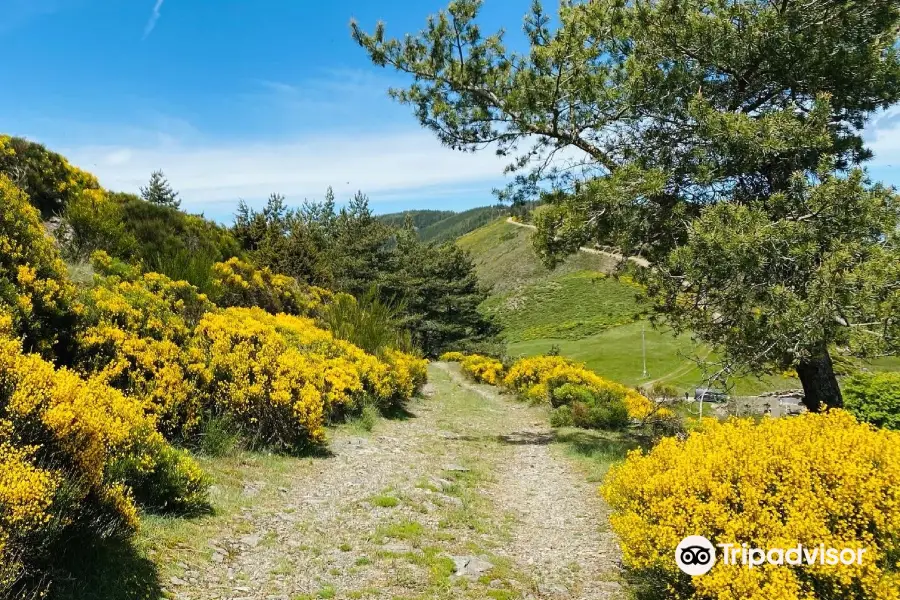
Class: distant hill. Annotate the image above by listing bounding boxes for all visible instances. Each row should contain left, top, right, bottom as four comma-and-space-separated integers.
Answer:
378, 210, 457, 230
379, 205, 507, 244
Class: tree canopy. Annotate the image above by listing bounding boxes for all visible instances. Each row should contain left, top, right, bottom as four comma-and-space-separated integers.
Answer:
141, 170, 181, 209
354, 0, 900, 409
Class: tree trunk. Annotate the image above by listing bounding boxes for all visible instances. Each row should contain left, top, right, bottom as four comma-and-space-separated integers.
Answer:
795, 346, 843, 412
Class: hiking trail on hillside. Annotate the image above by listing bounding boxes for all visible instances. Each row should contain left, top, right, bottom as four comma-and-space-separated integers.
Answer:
159, 362, 624, 600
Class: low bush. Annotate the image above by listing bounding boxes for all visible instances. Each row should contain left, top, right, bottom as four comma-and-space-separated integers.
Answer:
0, 174, 77, 360
601, 411, 900, 599
844, 371, 900, 430
76, 252, 214, 440
550, 383, 631, 430
211, 257, 331, 316
447, 352, 661, 431
0, 319, 208, 591
503, 355, 662, 421
192, 307, 425, 450
459, 353, 506, 385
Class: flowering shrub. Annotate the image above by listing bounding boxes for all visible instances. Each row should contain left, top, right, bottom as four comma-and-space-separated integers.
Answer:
211, 257, 332, 316
0, 174, 76, 358
460, 354, 506, 385
503, 355, 660, 421
76, 252, 214, 439
601, 411, 900, 599
191, 308, 426, 449
439, 351, 466, 362
0, 326, 208, 588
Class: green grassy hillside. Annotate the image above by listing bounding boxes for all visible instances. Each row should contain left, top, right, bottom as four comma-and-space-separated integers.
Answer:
378, 209, 456, 230
379, 205, 507, 244
457, 218, 806, 394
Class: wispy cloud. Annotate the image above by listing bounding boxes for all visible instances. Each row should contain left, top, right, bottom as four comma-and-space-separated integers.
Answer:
143, 0, 165, 39
63, 127, 510, 218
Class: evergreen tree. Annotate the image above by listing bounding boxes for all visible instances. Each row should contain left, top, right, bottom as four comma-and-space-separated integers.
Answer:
353, 0, 900, 410
381, 229, 499, 357
140, 170, 181, 208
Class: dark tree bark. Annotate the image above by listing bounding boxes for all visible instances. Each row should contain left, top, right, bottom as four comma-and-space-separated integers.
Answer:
795, 346, 843, 412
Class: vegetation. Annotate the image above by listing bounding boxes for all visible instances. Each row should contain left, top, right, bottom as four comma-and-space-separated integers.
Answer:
235, 195, 497, 356
0, 135, 101, 218
379, 206, 506, 244
844, 371, 900, 430
0, 141, 436, 595
602, 411, 900, 599
353, 0, 900, 412
442, 352, 665, 426
140, 170, 181, 209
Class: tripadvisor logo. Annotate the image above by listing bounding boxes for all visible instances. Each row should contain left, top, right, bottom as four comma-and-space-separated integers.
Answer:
676, 536, 867, 575
676, 536, 716, 575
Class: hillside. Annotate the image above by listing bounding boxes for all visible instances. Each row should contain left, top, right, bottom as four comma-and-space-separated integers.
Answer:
379, 205, 506, 244
457, 218, 805, 393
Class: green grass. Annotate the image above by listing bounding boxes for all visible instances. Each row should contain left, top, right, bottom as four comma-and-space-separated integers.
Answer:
508, 320, 802, 395
482, 270, 644, 342
459, 217, 874, 395
379, 206, 507, 244
457, 218, 617, 295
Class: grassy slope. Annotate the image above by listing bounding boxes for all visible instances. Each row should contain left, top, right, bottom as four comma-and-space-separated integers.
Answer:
379, 206, 508, 245
457, 218, 808, 394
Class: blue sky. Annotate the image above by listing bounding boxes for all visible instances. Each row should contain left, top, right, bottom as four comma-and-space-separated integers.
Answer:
2, 0, 899, 223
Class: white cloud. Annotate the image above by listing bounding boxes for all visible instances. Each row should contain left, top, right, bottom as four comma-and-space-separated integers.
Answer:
65, 128, 510, 210
143, 0, 165, 39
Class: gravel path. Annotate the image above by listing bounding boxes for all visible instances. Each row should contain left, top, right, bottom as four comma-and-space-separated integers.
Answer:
162, 363, 623, 600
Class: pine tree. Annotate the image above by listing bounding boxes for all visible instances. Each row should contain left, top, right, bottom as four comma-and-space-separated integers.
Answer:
354, 0, 900, 410
140, 170, 181, 209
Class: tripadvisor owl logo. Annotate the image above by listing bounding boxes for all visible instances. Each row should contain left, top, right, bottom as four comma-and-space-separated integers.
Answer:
675, 535, 868, 575
676, 536, 716, 575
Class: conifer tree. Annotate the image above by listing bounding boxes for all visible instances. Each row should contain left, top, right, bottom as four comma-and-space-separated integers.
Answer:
140, 170, 181, 209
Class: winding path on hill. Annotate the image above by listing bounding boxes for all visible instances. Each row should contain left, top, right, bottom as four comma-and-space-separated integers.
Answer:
505, 217, 651, 268
160, 363, 624, 600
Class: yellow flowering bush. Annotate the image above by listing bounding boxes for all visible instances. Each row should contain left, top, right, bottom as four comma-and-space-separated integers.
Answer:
211, 257, 332, 316
76, 252, 214, 439
0, 329, 208, 589
503, 355, 660, 420
0, 174, 76, 358
439, 351, 466, 362
601, 411, 900, 600
460, 353, 506, 385
191, 307, 426, 448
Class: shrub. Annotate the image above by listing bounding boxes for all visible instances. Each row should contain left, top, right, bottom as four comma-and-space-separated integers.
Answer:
601, 411, 900, 599
60, 188, 136, 261
549, 383, 631, 430
75, 252, 214, 440
211, 257, 331, 316
503, 355, 661, 422
460, 354, 506, 385
318, 288, 411, 355
0, 325, 208, 589
0, 175, 77, 359
549, 405, 575, 427
439, 351, 466, 362
844, 371, 900, 430
0, 136, 101, 218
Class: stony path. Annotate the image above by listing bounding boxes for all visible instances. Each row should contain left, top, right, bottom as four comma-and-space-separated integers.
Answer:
163, 363, 623, 600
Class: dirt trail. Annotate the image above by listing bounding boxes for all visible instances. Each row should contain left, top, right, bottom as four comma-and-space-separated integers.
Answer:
164, 363, 623, 600
505, 217, 650, 268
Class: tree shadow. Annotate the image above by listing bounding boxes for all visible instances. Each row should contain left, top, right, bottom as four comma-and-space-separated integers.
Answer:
45, 533, 162, 600
380, 403, 417, 421
552, 429, 644, 457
